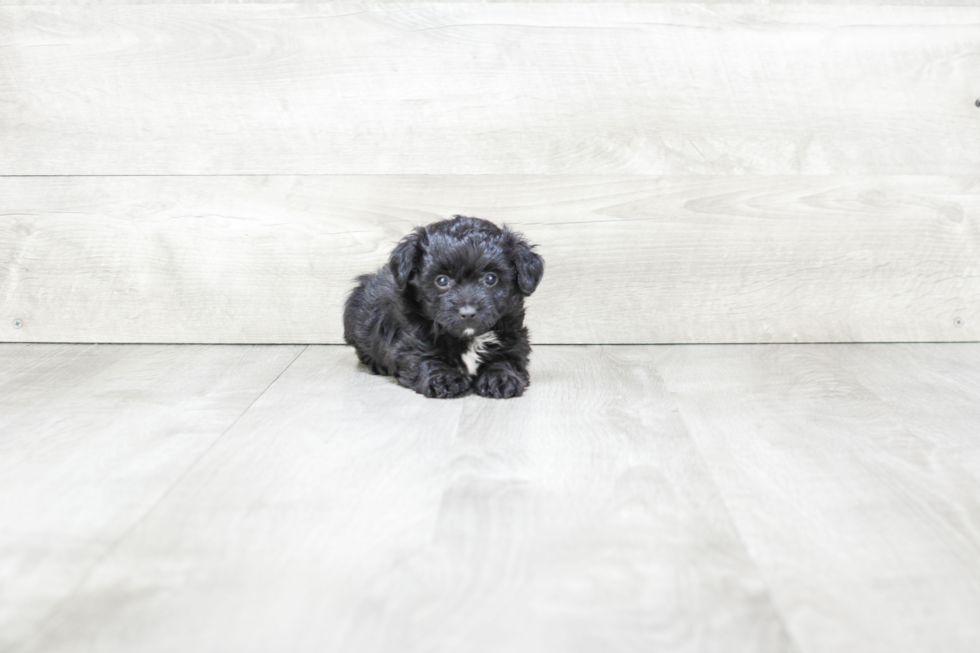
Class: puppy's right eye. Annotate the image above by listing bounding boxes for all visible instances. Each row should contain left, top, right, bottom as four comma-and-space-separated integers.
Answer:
435, 275, 451, 288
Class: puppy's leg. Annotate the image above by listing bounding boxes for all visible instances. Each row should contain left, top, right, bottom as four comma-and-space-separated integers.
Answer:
398, 357, 472, 399
473, 328, 532, 399
474, 359, 528, 399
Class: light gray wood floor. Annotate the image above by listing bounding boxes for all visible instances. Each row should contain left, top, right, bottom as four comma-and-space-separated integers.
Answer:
2, 343, 978, 653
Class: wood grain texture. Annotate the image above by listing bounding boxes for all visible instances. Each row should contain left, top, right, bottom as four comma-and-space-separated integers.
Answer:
17, 345, 795, 653
655, 344, 980, 653
834, 343, 980, 466
0, 343, 302, 652
1, 4, 978, 175
2, 175, 977, 344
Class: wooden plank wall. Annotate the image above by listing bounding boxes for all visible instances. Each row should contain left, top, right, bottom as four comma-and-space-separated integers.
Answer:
1, 3, 978, 343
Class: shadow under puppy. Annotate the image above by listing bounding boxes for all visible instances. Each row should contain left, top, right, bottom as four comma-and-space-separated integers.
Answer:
343, 215, 544, 398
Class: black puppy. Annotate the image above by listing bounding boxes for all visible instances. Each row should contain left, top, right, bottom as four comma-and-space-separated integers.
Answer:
343, 215, 544, 399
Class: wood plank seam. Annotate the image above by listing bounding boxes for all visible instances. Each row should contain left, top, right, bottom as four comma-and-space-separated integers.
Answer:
11, 344, 309, 652
651, 352, 805, 653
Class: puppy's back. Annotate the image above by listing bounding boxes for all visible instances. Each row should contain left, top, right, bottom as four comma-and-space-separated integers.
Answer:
343, 266, 403, 374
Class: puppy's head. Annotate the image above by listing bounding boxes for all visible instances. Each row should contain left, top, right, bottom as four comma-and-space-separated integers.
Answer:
389, 215, 544, 339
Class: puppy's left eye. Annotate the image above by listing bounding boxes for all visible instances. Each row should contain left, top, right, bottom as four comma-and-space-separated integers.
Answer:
483, 273, 498, 287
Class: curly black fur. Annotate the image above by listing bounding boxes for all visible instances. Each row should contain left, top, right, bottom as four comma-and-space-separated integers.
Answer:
343, 215, 544, 399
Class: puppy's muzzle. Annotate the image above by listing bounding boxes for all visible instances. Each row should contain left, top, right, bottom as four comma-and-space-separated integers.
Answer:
458, 304, 481, 336
453, 302, 491, 338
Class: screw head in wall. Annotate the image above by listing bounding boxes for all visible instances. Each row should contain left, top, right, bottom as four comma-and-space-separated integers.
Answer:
12, 319, 23, 329
954, 317, 965, 328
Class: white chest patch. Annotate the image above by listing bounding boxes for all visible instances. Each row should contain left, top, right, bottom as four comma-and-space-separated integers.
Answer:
461, 331, 499, 377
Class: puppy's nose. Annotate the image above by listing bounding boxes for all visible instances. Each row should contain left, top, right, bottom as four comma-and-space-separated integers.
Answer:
458, 305, 478, 321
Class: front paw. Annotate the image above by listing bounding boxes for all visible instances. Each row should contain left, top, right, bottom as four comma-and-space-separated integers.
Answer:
421, 369, 471, 399
474, 365, 528, 399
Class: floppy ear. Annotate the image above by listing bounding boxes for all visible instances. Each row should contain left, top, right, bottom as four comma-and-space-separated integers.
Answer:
388, 227, 427, 291
504, 228, 544, 296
